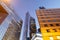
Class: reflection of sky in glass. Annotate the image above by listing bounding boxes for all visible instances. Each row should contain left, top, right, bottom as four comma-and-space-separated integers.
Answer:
0, 15, 11, 40
0, 14, 20, 40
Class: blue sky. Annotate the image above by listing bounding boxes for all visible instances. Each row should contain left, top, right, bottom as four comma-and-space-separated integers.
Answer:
12, 0, 60, 19
0, 0, 60, 40
11, 0, 60, 29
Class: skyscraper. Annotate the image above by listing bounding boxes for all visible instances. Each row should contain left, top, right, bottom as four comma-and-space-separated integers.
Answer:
36, 7, 60, 40
2, 19, 23, 40
30, 17, 36, 39
0, 1, 23, 40
21, 12, 36, 40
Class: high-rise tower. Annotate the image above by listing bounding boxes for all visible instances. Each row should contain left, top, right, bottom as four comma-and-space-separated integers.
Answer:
21, 12, 36, 40
36, 7, 60, 40
0, 0, 23, 40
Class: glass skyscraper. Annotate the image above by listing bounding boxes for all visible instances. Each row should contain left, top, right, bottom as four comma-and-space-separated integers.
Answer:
20, 12, 36, 40
0, 1, 23, 40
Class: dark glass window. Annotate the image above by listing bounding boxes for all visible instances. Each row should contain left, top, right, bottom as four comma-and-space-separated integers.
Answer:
38, 28, 41, 33
52, 20, 56, 22
44, 24, 48, 27
46, 29, 50, 32
48, 20, 51, 22
50, 24, 53, 26
58, 20, 60, 22
53, 29, 57, 32
56, 24, 59, 26
41, 17, 44, 19
56, 16, 60, 18
59, 28, 60, 30
46, 17, 50, 18
42, 20, 45, 22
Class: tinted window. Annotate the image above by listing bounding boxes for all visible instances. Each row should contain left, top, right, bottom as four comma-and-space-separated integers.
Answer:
53, 29, 57, 32
48, 20, 51, 22
52, 20, 56, 22
56, 24, 59, 26
42, 20, 45, 22
41, 17, 44, 19
46, 29, 50, 32
50, 24, 53, 26
44, 24, 48, 27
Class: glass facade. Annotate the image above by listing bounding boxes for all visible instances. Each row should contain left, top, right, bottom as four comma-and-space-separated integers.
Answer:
21, 12, 36, 40
0, 2, 23, 40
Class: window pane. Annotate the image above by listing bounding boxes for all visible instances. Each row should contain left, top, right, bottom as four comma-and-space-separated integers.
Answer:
46, 29, 50, 32
44, 24, 48, 27
56, 24, 59, 26
57, 36, 60, 39
50, 37, 53, 40
53, 29, 57, 32
50, 24, 53, 26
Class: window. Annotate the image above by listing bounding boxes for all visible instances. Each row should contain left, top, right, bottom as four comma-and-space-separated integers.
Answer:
56, 16, 60, 18
52, 20, 56, 22
46, 17, 50, 18
44, 24, 48, 27
59, 28, 60, 30
50, 37, 53, 40
58, 20, 60, 22
46, 29, 50, 32
42, 20, 45, 22
57, 36, 60, 39
53, 29, 57, 32
50, 24, 53, 26
48, 20, 51, 22
41, 17, 44, 19
56, 24, 59, 26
